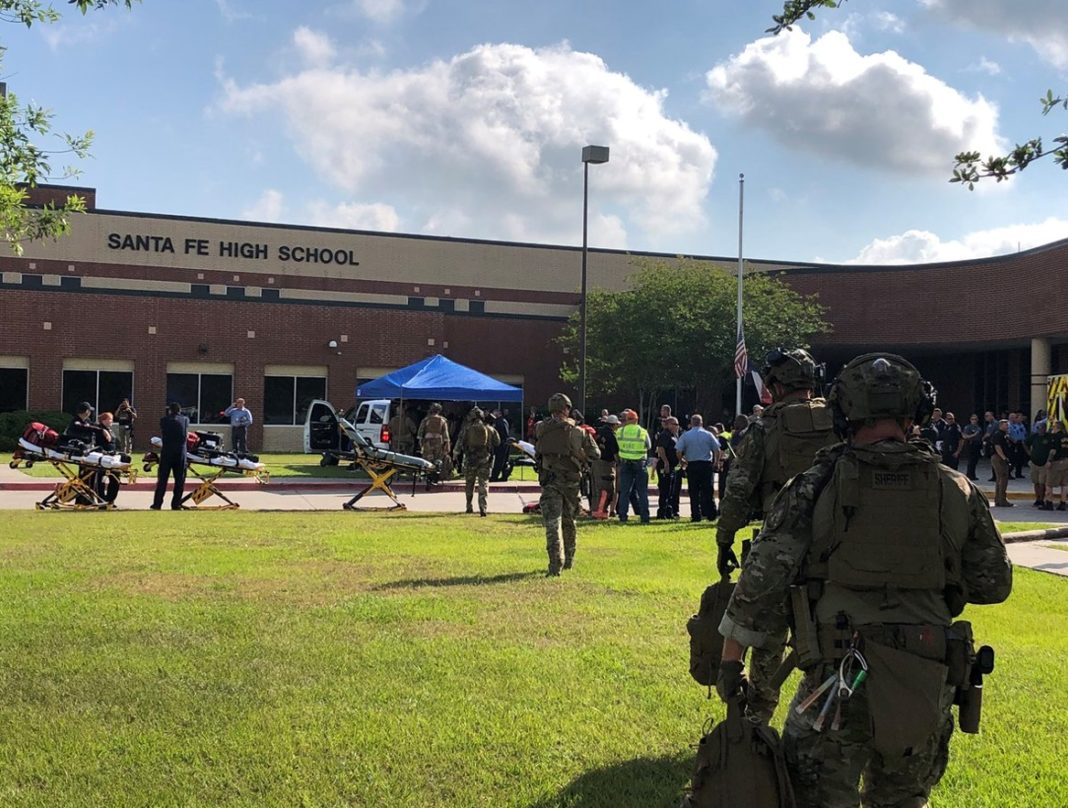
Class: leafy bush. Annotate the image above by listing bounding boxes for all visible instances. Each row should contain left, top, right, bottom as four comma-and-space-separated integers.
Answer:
0, 410, 72, 451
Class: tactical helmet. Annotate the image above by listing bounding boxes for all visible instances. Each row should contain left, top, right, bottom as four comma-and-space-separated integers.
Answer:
548, 393, 572, 413
762, 347, 824, 394
828, 353, 937, 437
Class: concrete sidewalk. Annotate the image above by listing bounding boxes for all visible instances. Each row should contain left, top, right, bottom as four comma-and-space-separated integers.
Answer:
2, 454, 1065, 515
1007, 539, 1068, 578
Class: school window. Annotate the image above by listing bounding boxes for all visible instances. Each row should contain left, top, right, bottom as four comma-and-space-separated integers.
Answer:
61, 368, 134, 416
0, 366, 28, 412
165, 372, 233, 424
264, 375, 327, 425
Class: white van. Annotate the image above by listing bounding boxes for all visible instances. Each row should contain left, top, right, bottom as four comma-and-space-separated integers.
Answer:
303, 399, 392, 456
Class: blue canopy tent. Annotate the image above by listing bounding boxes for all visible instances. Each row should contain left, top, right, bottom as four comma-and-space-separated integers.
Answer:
356, 355, 523, 403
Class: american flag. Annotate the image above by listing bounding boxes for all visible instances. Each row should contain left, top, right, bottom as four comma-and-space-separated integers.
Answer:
734, 328, 747, 380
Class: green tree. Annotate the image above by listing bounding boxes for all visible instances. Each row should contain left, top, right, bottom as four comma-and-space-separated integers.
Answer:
767, 0, 1068, 188
0, 0, 137, 255
557, 257, 829, 418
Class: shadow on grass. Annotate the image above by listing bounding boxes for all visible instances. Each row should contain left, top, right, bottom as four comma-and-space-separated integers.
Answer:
527, 754, 694, 808
372, 571, 542, 590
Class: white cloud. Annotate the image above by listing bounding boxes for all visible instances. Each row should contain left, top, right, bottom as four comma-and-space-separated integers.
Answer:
242, 189, 285, 222
873, 12, 905, 34
704, 29, 1004, 175
214, 0, 253, 23
848, 217, 1068, 264
834, 11, 904, 44
293, 27, 336, 67
351, 0, 406, 24
42, 18, 118, 50
965, 57, 1002, 76
217, 41, 717, 247
922, 0, 1068, 69
307, 201, 400, 231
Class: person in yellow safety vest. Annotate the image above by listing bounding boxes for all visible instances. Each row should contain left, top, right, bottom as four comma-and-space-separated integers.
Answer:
616, 409, 651, 524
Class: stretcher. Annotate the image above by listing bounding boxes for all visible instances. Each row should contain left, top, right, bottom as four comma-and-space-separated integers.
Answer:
335, 417, 437, 511
10, 433, 136, 510
143, 433, 269, 510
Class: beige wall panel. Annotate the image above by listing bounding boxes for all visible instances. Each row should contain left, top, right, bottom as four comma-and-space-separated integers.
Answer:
167, 362, 235, 374
63, 358, 135, 371
262, 426, 304, 453
264, 364, 328, 377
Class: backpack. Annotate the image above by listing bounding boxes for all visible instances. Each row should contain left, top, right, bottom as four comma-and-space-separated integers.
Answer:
467, 423, 490, 450
762, 400, 836, 498
680, 700, 796, 808
687, 577, 736, 688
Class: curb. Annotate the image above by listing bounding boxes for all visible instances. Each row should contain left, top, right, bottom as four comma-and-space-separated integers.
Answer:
1002, 526, 1068, 544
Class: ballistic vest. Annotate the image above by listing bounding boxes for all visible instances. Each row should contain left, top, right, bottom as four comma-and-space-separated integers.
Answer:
537, 417, 583, 475
807, 442, 970, 628
759, 399, 836, 511
617, 424, 649, 461
464, 422, 492, 453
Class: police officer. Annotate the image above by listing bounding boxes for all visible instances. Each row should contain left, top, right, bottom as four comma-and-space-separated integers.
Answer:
453, 407, 500, 516
535, 393, 600, 576
715, 347, 837, 722
387, 402, 418, 455
717, 353, 1012, 808
417, 403, 451, 488
151, 401, 190, 511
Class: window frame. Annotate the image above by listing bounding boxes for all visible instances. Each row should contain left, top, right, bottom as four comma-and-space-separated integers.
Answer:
165, 372, 234, 425
61, 368, 134, 416
263, 374, 328, 426
0, 366, 28, 412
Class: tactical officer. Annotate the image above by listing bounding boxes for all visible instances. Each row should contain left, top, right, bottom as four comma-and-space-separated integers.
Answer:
387, 403, 418, 455
717, 353, 1012, 808
715, 347, 837, 722
535, 393, 600, 576
417, 403, 451, 488
453, 407, 500, 516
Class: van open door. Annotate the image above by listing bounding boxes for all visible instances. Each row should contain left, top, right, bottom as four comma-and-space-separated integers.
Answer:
304, 399, 340, 453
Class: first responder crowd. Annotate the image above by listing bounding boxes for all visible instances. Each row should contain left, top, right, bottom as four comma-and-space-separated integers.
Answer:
531, 349, 1014, 808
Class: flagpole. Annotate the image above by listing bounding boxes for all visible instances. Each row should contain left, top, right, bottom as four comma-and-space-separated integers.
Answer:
735, 173, 745, 415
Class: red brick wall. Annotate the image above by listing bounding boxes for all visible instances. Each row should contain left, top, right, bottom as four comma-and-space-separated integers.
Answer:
781, 244, 1068, 347
0, 289, 572, 444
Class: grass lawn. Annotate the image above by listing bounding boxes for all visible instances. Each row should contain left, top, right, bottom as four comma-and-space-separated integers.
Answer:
0, 512, 1064, 807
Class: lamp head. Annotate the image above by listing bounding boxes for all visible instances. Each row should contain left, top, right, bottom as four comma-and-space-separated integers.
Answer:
581, 145, 610, 164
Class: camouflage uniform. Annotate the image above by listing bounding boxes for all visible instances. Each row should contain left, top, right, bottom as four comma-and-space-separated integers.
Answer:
536, 404, 600, 575
716, 399, 837, 721
417, 409, 451, 483
456, 411, 500, 515
388, 411, 417, 455
720, 366, 1012, 807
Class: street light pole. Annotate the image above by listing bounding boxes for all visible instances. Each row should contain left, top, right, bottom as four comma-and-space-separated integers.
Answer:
579, 144, 609, 417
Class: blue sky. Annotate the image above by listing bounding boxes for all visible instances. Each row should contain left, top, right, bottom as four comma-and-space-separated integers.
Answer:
7, 0, 1068, 264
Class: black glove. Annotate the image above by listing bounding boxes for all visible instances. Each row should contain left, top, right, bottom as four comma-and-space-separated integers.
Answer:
717, 545, 740, 578
716, 659, 747, 704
